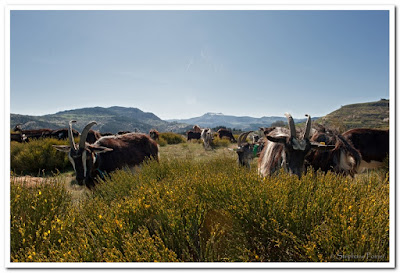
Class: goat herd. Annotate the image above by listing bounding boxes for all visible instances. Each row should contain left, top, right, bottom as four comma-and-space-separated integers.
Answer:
11, 113, 389, 189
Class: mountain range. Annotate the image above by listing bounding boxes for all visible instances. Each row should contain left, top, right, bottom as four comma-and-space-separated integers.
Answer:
10, 106, 190, 134
10, 99, 389, 134
167, 113, 316, 131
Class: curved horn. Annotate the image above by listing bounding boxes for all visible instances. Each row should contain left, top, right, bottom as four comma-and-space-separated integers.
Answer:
285, 113, 296, 139
68, 120, 77, 151
303, 114, 312, 139
238, 131, 253, 145
79, 121, 97, 148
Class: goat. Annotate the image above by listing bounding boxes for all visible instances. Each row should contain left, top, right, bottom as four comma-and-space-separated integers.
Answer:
342, 128, 389, 172
201, 128, 214, 150
236, 131, 261, 168
149, 129, 160, 141
53, 121, 159, 188
305, 125, 361, 177
187, 131, 201, 141
13, 124, 53, 141
10, 132, 27, 143
50, 128, 80, 140
258, 114, 334, 178
217, 128, 236, 143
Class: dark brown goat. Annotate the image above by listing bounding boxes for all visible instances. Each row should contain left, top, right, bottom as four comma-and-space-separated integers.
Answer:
50, 128, 80, 140
342, 128, 389, 172
217, 128, 236, 143
53, 121, 159, 189
305, 126, 361, 177
11, 132, 27, 143
187, 131, 201, 141
14, 124, 53, 141
86, 129, 102, 144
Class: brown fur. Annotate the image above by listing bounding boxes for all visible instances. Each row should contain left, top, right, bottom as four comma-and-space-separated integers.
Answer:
342, 128, 389, 163
14, 127, 53, 140
306, 128, 361, 176
187, 131, 201, 141
217, 128, 236, 143
86, 129, 102, 144
149, 129, 160, 141
92, 133, 159, 174
50, 128, 80, 140
11, 132, 26, 142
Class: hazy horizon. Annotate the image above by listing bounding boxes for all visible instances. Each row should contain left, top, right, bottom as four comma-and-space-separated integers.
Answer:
11, 9, 391, 120
9, 97, 389, 121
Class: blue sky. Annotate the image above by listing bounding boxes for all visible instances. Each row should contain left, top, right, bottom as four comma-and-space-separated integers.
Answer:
10, 9, 390, 120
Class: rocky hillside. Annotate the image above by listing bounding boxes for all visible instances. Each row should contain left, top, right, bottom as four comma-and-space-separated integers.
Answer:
317, 99, 389, 131
10, 106, 190, 133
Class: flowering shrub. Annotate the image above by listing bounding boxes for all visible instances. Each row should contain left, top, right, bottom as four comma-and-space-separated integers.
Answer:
159, 132, 185, 145
11, 138, 71, 175
10, 154, 389, 262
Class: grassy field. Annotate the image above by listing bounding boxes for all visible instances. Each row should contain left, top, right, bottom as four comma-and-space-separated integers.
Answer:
10, 140, 390, 263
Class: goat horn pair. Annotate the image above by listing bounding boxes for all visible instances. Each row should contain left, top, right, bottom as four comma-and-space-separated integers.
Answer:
285, 113, 312, 140
68, 121, 77, 151
68, 121, 97, 150
238, 131, 253, 146
303, 114, 312, 139
285, 113, 296, 139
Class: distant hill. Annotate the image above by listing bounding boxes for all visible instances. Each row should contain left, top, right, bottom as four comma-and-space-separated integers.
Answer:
168, 112, 316, 131
10, 106, 190, 133
317, 99, 389, 131
10, 99, 389, 134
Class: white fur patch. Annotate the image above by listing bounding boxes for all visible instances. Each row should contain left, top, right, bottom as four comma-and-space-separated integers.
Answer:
68, 154, 76, 172
82, 151, 87, 177
339, 151, 352, 171
258, 128, 287, 177
92, 153, 97, 164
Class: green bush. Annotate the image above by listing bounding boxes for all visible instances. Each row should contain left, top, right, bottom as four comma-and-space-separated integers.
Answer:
159, 132, 185, 145
11, 138, 71, 175
212, 138, 231, 148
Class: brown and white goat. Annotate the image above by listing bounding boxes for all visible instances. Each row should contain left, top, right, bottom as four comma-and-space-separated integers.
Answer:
149, 129, 160, 141
305, 126, 361, 177
258, 114, 334, 178
342, 128, 389, 172
201, 128, 214, 150
53, 121, 159, 188
14, 124, 53, 141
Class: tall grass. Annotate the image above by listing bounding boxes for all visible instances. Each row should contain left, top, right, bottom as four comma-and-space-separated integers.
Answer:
10, 156, 389, 262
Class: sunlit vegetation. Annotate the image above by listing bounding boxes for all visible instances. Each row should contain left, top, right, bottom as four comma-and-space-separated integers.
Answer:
10, 139, 389, 262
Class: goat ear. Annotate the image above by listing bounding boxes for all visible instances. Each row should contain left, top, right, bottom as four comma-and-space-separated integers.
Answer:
87, 145, 113, 154
267, 135, 288, 143
310, 141, 335, 150
52, 145, 71, 153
